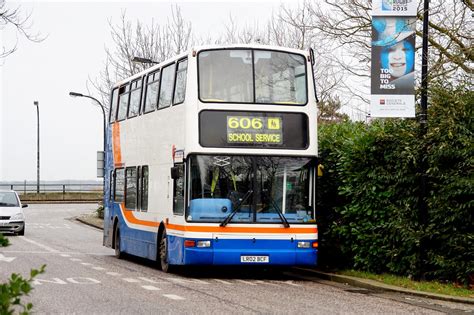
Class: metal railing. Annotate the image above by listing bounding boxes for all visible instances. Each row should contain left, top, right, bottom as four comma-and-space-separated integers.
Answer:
0, 183, 103, 202
0, 183, 102, 194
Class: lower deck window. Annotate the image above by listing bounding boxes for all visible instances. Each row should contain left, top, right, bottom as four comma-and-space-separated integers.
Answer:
114, 168, 125, 202
125, 167, 137, 209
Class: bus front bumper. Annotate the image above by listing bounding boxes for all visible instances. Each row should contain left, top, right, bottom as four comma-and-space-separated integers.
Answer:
169, 236, 318, 266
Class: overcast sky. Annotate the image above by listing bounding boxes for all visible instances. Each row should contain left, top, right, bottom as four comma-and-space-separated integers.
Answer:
1, 0, 295, 182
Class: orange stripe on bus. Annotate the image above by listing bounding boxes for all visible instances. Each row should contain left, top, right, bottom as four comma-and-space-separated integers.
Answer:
121, 204, 160, 227
166, 223, 317, 234
120, 206, 317, 234
112, 122, 122, 166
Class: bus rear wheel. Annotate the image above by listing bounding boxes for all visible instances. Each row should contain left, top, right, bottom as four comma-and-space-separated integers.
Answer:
159, 230, 172, 272
114, 227, 123, 259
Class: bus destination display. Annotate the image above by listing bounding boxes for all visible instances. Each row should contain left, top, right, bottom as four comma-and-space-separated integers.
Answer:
227, 116, 282, 144
199, 111, 308, 149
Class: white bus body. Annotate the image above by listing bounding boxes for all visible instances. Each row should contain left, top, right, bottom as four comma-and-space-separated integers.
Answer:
103, 44, 319, 271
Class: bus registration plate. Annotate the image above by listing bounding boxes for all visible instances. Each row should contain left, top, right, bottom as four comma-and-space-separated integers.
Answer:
240, 256, 269, 263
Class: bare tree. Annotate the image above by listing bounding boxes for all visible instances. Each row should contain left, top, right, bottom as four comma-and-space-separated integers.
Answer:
216, 14, 269, 45
274, 1, 363, 116
0, 0, 43, 58
305, 0, 473, 101
89, 5, 193, 109
217, 1, 356, 119
318, 95, 350, 124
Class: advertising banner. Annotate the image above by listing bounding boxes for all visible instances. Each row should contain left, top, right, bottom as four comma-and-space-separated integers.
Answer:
372, 0, 417, 16
371, 1, 417, 117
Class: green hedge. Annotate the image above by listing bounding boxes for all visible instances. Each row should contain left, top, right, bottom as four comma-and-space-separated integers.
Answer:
317, 84, 473, 285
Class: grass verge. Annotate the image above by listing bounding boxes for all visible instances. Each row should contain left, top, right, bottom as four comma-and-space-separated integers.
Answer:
339, 270, 473, 298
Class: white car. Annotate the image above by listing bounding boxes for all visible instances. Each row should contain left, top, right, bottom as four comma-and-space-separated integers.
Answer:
0, 190, 27, 235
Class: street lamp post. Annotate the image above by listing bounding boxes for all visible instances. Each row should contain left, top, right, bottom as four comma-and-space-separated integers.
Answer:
33, 101, 40, 193
131, 56, 159, 64
417, 0, 430, 280
69, 92, 107, 193
69, 92, 106, 157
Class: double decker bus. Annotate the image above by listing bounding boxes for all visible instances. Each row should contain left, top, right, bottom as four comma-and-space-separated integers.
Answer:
103, 44, 319, 272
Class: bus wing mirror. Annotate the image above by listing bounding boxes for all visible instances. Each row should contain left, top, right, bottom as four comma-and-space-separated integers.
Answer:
170, 166, 179, 180
309, 48, 315, 66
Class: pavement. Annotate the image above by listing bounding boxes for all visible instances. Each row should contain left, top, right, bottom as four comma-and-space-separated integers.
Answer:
75, 213, 104, 230
76, 213, 474, 306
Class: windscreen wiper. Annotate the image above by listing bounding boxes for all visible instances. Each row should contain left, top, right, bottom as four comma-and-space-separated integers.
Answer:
262, 190, 290, 228
220, 190, 253, 227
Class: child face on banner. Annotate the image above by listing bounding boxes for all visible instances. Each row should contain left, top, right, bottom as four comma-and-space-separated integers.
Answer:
381, 40, 415, 78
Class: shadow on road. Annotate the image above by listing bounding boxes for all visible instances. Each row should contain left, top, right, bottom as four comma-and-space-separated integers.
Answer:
109, 253, 313, 281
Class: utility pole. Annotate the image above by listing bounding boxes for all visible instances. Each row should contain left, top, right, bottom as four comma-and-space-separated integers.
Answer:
33, 101, 40, 193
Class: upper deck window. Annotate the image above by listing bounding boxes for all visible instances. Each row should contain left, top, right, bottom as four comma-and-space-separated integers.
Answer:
173, 59, 188, 105
198, 49, 307, 105
144, 71, 160, 113
117, 84, 130, 121
158, 63, 176, 109
128, 79, 142, 118
109, 88, 119, 123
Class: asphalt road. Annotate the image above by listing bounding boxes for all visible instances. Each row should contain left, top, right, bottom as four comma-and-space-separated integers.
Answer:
1, 204, 472, 314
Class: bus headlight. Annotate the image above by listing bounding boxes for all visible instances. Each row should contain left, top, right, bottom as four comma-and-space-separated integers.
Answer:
196, 240, 211, 248
297, 241, 311, 248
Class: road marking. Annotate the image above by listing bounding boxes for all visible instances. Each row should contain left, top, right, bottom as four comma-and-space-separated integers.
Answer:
28, 223, 72, 229
142, 285, 161, 291
33, 278, 68, 285
122, 278, 140, 283
163, 294, 185, 300
60, 254, 71, 257
92, 267, 106, 271
138, 277, 166, 284
106, 272, 121, 276
67, 277, 101, 284
21, 236, 59, 253
213, 279, 232, 285
2, 250, 60, 254
236, 279, 257, 285
80, 263, 93, 266
1, 251, 106, 256
33, 277, 101, 285
165, 277, 210, 285
0, 253, 16, 262
70, 258, 82, 262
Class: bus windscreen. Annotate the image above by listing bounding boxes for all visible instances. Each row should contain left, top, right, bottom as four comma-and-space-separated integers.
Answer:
187, 155, 315, 224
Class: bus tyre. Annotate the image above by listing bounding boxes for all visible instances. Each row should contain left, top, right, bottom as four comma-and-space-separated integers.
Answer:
159, 230, 172, 273
114, 227, 123, 259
